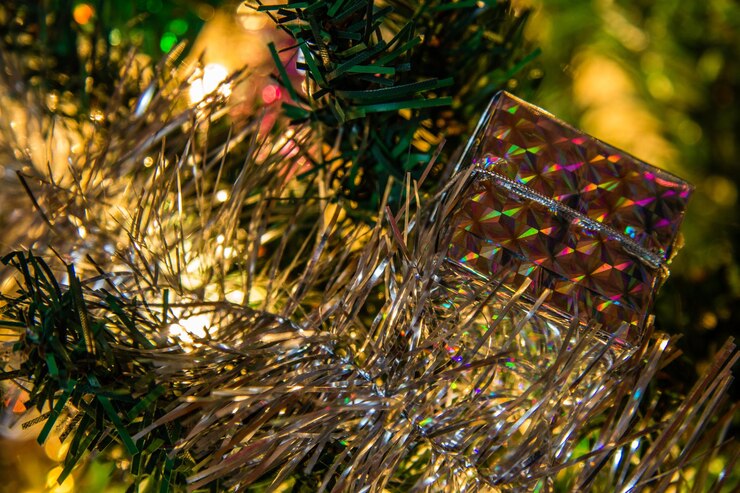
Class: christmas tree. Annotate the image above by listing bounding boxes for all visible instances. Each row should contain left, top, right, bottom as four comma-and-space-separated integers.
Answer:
0, 1, 737, 491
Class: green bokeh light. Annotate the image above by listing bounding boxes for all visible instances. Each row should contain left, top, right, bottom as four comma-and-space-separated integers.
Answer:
109, 28, 121, 46
169, 19, 188, 35
159, 32, 177, 52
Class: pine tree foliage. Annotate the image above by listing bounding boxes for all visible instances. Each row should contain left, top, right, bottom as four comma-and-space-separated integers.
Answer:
255, 0, 539, 208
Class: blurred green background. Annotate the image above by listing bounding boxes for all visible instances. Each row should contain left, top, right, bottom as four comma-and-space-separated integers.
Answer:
1, 0, 738, 491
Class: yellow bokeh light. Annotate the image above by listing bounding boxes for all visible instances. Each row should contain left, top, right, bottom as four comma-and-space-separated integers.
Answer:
45, 466, 74, 493
215, 189, 229, 202
44, 436, 70, 462
237, 3, 268, 31
169, 312, 214, 350
188, 64, 231, 105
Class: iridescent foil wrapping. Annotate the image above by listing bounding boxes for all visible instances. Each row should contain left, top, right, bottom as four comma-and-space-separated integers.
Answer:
445, 91, 692, 346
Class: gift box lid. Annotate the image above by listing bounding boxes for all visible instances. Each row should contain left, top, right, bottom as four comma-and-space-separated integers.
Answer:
471, 91, 693, 263
446, 92, 693, 341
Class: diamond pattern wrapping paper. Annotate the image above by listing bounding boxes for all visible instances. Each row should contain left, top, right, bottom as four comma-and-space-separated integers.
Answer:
447, 91, 692, 345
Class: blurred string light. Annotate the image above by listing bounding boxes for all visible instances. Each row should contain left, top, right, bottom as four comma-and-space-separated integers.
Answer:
160, 19, 189, 53
160, 32, 178, 52
168, 312, 214, 351
44, 436, 70, 463
109, 28, 122, 46
169, 19, 189, 36
215, 189, 229, 202
45, 466, 75, 493
197, 4, 216, 21
261, 84, 282, 104
72, 3, 94, 25
188, 63, 231, 105
237, 2, 268, 31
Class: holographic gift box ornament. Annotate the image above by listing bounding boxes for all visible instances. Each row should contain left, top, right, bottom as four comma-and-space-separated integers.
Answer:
445, 91, 692, 347
410, 93, 693, 486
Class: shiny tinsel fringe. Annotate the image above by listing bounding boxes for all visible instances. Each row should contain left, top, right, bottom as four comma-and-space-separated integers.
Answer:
0, 47, 737, 492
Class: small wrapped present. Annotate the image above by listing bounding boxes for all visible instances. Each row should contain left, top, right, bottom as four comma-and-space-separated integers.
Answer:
445, 91, 692, 346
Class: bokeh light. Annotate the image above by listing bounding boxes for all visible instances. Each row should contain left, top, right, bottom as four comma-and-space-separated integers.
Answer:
72, 3, 94, 25
45, 467, 74, 493
237, 3, 269, 31
261, 84, 281, 104
169, 18, 189, 36
159, 31, 178, 52
188, 63, 231, 105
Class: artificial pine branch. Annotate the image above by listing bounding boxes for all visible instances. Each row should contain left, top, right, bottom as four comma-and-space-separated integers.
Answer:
252, 0, 539, 209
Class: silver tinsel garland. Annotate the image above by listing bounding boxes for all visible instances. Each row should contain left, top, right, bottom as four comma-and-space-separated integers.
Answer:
0, 40, 737, 492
